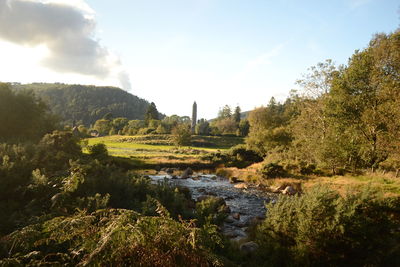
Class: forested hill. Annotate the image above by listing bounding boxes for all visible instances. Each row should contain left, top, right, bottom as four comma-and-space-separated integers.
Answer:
11, 83, 157, 126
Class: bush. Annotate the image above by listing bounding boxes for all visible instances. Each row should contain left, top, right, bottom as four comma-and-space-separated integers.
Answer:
0, 209, 225, 266
253, 186, 400, 266
260, 162, 286, 178
195, 196, 229, 226
203, 145, 263, 168
137, 127, 156, 135
88, 143, 108, 160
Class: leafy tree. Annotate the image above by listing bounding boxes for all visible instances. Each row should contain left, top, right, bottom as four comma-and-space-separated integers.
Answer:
326, 31, 400, 169
93, 119, 111, 136
0, 83, 56, 142
246, 98, 292, 154
112, 117, 129, 132
145, 102, 159, 124
195, 119, 210, 135
171, 124, 191, 146
218, 105, 232, 119
238, 119, 250, 137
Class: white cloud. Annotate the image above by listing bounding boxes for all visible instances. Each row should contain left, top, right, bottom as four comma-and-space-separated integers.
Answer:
0, 0, 131, 90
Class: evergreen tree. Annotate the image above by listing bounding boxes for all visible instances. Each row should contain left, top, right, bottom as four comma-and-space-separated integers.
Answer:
145, 102, 159, 124
234, 106, 241, 123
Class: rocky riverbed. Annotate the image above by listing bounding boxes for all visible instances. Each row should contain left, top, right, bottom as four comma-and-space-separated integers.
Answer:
149, 170, 276, 243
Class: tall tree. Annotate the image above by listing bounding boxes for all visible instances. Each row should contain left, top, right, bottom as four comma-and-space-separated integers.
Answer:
145, 102, 159, 124
218, 105, 232, 119
234, 106, 241, 123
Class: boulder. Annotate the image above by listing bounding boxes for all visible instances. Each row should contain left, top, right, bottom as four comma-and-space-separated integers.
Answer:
240, 241, 259, 253
230, 177, 244, 183
282, 185, 296, 195
166, 168, 174, 174
181, 167, 193, 179
232, 212, 240, 220
224, 216, 235, 223
223, 229, 247, 239
234, 183, 248, 189
271, 184, 286, 193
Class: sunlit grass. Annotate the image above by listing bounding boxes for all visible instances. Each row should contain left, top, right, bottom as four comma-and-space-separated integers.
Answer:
85, 134, 244, 166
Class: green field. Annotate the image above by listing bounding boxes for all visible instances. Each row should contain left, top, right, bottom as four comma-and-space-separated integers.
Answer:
86, 134, 244, 168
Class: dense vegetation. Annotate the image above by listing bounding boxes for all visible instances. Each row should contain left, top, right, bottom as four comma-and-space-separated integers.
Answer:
11, 83, 160, 126
246, 30, 400, 177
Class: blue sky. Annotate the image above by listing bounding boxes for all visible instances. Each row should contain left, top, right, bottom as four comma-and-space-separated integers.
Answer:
0, 0, 398, 118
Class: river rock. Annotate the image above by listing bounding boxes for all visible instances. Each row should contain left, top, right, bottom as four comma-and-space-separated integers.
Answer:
166, 168, 174, 174
271, 184, 286, 193
181, 167, 193, 179
234, 183, 248, 189
225, 216, 235, 223
282, 185, 296, 195
232, 212, 240, 220
171, 175, 178, 179
240, 241, 259, 253
223, 229, 247, 239
230, 177, 244, 184
198, 188, 206, 193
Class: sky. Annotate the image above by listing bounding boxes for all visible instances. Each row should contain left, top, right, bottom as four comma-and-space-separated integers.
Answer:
0, 0, 398, 119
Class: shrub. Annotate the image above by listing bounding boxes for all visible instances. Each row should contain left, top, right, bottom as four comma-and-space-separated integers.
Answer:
195, 196, 229, 226
88, 143, 108, 160
253, 186, 400, 266
0, 209, 225, 266
260, 162, 286, 178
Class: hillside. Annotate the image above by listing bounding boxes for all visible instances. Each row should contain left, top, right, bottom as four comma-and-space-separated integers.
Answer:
11, 83, 159, 126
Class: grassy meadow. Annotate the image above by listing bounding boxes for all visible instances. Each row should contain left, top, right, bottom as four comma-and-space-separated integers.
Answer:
85, 134, 244, 168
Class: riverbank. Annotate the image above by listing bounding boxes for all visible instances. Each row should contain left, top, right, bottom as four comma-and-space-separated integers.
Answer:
215, 164, 400, 198
86, 135, 400, 197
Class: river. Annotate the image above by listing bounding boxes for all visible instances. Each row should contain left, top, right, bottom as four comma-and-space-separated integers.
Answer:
149, 172, 275, 241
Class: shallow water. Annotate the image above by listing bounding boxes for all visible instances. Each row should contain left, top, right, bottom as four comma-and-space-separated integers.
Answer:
149, 173, 274, 240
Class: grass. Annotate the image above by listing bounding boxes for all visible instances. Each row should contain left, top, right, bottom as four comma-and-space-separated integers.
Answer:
85, 134, 244, 169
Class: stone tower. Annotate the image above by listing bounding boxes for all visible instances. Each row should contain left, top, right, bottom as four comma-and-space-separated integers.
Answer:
191, 101, 197, 134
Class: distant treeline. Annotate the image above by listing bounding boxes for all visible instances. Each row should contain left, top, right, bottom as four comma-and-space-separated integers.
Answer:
11, 83, 161, 126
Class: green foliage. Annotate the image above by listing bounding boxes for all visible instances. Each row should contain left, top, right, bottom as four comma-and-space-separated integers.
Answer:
260, 162, 286, 178
195, 197, 229, 226
93, 119, 112, 136
11, 83, 156, 126
254, 186, 400, 266
246, 98, 293, 155
204, 144, 263, 168
145, 102, 159, 124
195, 118, 211, 135
171, 124, 192, 146
0, 83, 56, 142
238, 119, 250, 137
88, 143, 108, 160
0, 209, 225, 266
